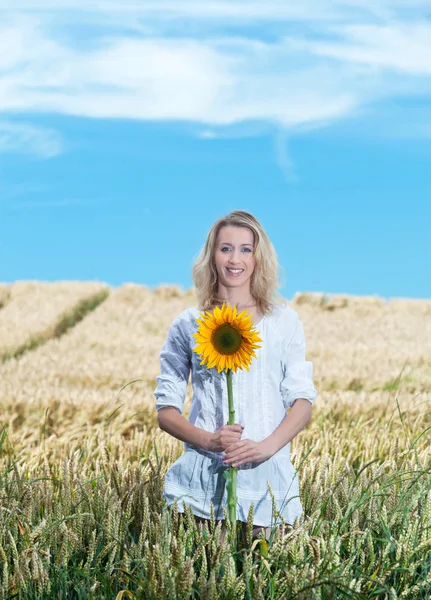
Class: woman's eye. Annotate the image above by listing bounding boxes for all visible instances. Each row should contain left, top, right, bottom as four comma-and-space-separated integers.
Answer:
221, 247, 252, 252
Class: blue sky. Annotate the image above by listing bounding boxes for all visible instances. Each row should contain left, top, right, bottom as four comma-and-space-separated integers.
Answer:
1, 1, 430, 300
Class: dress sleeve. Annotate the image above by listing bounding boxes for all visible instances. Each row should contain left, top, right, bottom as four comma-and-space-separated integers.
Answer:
154, 316, 191, 414
279, 315, 318, 409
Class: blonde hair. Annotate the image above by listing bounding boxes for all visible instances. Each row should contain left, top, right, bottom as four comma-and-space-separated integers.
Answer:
192, 210, 286, 315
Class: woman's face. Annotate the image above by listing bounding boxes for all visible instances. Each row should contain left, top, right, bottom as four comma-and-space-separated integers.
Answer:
213, 225, 256, 292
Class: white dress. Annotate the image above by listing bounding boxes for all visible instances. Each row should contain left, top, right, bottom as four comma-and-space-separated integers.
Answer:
154, 301, 318, 527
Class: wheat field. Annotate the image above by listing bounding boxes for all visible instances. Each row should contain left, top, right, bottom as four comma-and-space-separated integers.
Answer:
0, 281, 430, 599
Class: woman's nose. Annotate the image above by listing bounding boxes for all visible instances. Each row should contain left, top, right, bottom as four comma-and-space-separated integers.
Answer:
228, 250, 242, 263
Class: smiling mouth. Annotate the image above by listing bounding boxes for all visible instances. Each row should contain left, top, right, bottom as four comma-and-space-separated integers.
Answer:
226, 268, 244, 276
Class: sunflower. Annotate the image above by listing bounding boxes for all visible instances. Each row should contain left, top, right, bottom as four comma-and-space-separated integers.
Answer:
192, 302, 262, 373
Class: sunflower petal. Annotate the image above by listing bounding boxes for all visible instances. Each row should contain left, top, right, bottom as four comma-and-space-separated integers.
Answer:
193, 303, 262, 373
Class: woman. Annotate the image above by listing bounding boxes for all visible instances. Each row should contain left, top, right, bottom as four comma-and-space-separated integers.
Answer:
154, 210, 318, 541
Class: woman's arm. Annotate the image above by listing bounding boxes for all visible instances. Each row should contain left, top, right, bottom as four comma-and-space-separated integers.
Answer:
260, 398, 312, 455
222, 399, 312, 467
158, 407, 211, 450
158, 407, 244, 453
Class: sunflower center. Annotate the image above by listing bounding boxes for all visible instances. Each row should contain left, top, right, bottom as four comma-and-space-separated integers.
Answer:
211, 323, 243, 355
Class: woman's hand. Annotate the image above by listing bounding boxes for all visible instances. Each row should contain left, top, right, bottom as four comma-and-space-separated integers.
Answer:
222, 438, 275, 467
206, 424, 244, 453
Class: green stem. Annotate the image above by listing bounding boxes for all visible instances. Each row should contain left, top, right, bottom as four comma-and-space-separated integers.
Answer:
227, 368, 235, 426
226, 368, 237, 533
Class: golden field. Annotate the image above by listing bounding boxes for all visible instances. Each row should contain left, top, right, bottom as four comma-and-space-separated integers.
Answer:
0, 281, 430, 599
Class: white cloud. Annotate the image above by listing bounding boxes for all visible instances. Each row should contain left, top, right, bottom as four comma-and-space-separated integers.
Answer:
1, 1, 428, 21
0, 18, 358, 127
0, 2, 430, 141
198, 130, 219, 139
309, 23, 431, 74
275, 131, 298, 183
0, 1, 375, 20
0, 120, 63, 157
